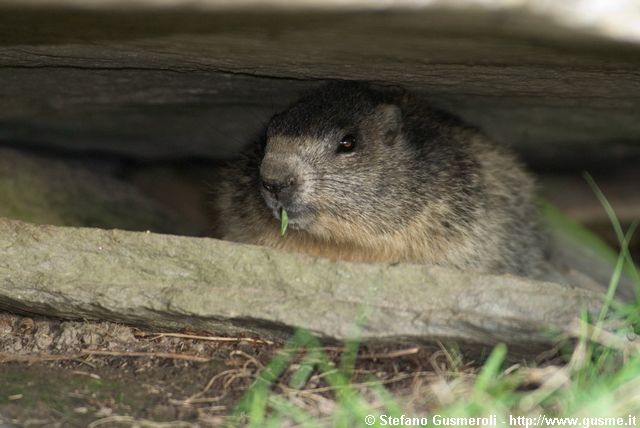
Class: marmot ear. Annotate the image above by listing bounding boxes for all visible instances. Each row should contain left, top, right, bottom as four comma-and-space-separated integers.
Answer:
375, 104, 402, 146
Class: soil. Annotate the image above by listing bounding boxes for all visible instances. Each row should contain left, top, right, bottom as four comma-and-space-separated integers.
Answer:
0, 312, 469, 427
0, 312, 280, 427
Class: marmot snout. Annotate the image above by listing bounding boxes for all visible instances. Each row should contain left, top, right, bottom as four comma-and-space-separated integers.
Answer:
214, 82, 548, 277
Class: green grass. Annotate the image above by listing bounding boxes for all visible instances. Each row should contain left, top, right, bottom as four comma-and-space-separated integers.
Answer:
230, 177, 640, 427
280, 207, 289, 237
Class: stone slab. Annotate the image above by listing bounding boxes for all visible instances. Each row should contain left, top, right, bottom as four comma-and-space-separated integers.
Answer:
0, 218, 604, 350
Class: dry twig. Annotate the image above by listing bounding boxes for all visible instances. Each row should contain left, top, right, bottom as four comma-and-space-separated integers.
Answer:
0, 349, 211, 364
134, 331, 274, 346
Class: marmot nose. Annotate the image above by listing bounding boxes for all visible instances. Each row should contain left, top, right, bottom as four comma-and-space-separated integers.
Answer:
261, 176, 296, 196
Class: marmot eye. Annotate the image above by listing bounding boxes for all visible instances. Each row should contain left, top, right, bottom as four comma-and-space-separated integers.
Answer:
337, 134, 356, 153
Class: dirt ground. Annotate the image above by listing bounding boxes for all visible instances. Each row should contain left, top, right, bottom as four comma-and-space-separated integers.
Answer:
0, 312, 477, 427
0, 312, 273, 427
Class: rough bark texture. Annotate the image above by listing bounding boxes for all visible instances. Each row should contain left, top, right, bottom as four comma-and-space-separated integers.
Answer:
0, 218, 603, 349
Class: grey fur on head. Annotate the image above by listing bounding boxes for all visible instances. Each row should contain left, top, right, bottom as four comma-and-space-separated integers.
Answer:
214, 81, 548, 277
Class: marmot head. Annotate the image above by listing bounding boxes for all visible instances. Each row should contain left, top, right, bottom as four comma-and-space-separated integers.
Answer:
255, 83, 420, 240
258, 81, 432, 243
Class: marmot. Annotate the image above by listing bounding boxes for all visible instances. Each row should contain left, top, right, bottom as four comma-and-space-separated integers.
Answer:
214, 82, 548, 277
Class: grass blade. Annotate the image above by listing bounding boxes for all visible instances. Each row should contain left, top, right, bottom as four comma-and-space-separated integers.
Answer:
280, 207, 289, 237
584, 173, 640, 293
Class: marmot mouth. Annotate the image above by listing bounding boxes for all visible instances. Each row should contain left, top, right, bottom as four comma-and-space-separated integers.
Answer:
271, 205, 310, 230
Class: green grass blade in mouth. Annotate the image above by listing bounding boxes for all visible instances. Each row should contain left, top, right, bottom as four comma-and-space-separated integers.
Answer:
280, 207, 289, 237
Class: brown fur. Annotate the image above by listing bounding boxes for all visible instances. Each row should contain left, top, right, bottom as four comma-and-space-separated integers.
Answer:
213, 82, 548, 277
